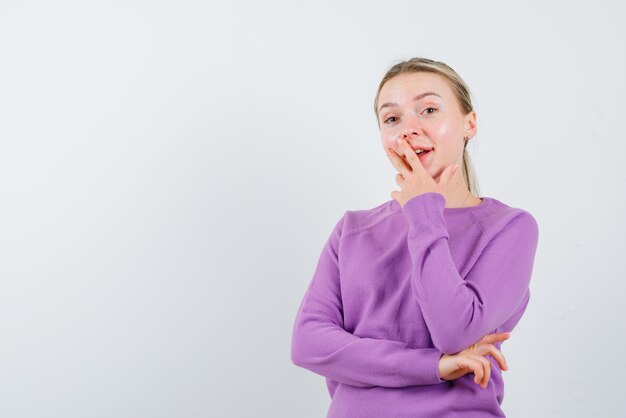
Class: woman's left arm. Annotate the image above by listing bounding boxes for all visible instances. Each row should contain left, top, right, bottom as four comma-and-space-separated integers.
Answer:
402, 192, 539, 355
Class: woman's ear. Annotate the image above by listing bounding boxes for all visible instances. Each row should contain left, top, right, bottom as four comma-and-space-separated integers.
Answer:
464, 110, 477, 138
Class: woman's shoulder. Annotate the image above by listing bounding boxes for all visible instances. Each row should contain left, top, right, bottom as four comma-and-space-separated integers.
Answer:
335, 195, 538, 238
339, 199, 400, 237
473, 196, 539, 237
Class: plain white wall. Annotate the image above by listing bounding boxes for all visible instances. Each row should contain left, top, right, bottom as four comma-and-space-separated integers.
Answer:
1, 1, 624, 417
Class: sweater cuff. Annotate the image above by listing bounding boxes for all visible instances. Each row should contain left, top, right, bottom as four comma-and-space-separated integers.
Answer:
401, 192, 449, 240
414, 348, 446, 384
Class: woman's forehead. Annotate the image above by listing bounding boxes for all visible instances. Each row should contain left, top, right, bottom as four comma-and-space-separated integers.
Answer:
380, 72, 453, 101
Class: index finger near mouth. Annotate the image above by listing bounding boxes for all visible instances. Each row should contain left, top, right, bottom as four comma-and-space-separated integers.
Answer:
388, 147, 411, 173
397, 138, 426, 173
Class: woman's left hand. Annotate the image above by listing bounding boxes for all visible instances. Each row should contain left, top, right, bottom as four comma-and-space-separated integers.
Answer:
386, 137, 458, 208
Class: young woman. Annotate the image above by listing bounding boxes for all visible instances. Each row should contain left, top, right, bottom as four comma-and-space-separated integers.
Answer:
291, 57, 539, 417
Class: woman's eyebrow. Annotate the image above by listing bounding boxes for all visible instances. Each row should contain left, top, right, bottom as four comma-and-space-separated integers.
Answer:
378, 92, 442, 114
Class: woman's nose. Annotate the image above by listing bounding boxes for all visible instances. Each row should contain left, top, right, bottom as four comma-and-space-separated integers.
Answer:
400, 130, 417, 139
400, 118, 420, 139
400, 121, 421, 139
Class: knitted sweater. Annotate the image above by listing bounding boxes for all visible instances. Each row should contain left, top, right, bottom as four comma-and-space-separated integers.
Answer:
291, 192, 539, 417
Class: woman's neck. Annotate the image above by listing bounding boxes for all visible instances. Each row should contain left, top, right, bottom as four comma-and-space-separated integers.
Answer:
443, 177, 479, 208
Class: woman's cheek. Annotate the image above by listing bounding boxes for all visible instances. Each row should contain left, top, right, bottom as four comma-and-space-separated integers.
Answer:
382, 128, 400, 146
380, 134, 394, 149
433, 122, 451, 139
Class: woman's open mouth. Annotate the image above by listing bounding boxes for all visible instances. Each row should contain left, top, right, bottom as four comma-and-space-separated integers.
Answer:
416, 149, 432, 162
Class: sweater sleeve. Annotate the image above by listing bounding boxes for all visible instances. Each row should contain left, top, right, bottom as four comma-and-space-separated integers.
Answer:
402, 192, 539, 355
290, 213, 446, 388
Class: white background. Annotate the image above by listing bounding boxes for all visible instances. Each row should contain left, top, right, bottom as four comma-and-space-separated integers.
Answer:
1, 1, 624, 417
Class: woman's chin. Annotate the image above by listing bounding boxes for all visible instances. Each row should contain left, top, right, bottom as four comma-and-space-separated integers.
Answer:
430, 168, 445, 182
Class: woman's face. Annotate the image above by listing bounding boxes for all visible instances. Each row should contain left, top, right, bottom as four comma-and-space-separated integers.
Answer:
377, 72, 476, 181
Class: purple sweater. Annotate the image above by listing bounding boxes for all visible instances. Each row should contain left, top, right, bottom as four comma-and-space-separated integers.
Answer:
291, 192, 539, 417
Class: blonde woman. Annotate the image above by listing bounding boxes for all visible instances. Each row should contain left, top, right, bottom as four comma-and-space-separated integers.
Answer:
291, 57, 539, 417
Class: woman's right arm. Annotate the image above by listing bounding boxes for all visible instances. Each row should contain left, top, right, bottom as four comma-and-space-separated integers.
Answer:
290, 214, 445, 388
438, 332, 510, 389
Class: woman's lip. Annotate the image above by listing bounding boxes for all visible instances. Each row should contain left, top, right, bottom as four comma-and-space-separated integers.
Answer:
418, 150, 431, 162
400, 149, 432, 163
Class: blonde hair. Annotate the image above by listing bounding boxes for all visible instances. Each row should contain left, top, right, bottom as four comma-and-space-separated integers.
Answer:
374, 57, 480, 197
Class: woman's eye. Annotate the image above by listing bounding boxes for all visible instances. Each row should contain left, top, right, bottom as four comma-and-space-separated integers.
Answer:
423, 107, 437, 114
384, 116, 398, 124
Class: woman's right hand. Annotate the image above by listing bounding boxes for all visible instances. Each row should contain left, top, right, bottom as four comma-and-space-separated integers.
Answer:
437, 332, 511, 389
